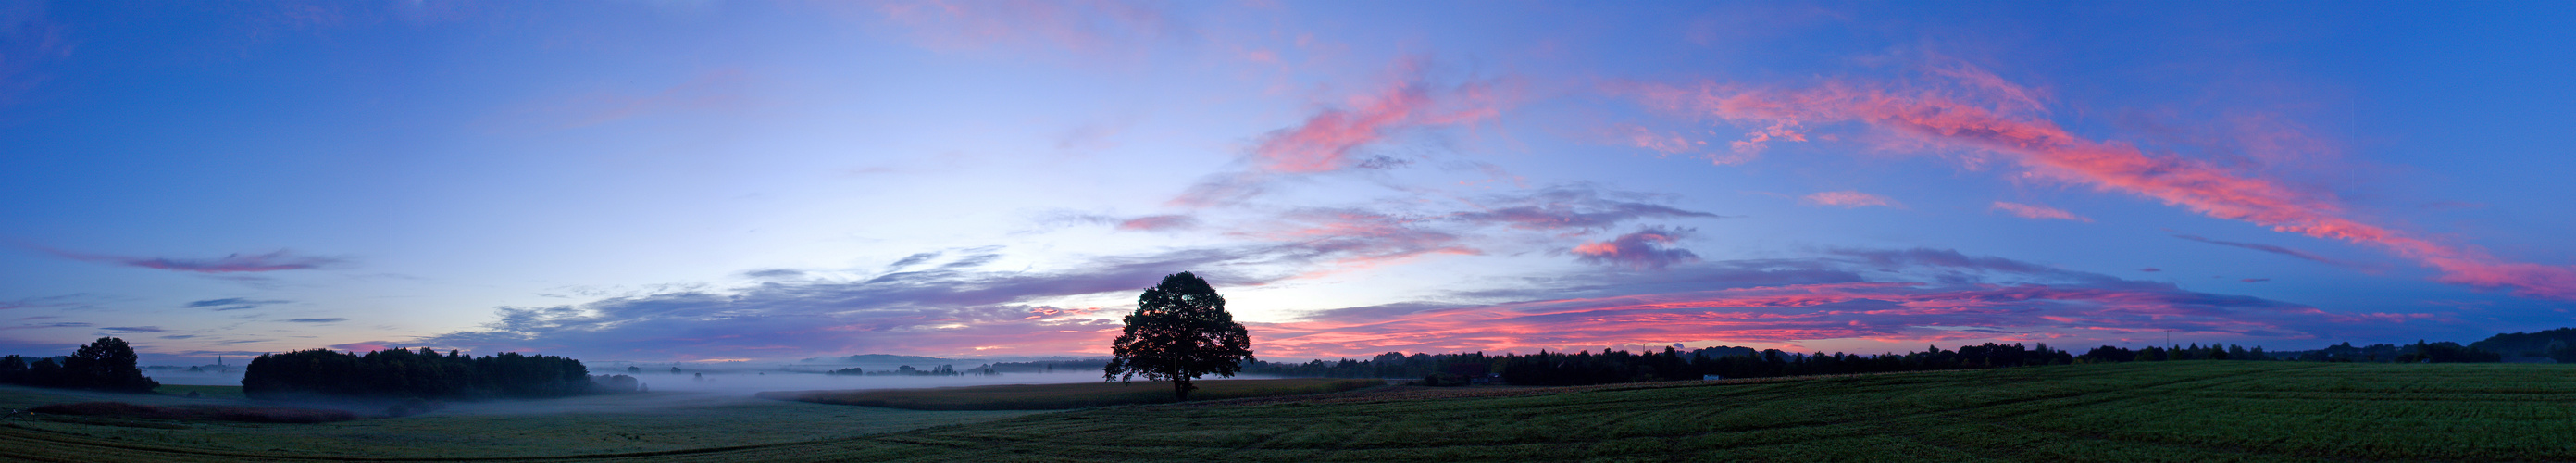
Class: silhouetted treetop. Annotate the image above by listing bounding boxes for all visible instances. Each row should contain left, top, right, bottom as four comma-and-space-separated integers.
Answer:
1105, 271, 1254, 400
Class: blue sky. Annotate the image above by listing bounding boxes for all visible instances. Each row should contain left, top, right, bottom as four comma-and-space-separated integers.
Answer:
3, 1, 2572, 363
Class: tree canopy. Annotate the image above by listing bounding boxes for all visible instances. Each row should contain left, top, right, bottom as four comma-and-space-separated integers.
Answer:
0, 337, 160, 393
1104, 271, 1253, 400
66, 337, 160, 393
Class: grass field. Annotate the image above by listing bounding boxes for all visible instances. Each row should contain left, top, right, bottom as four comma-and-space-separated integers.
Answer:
2, 362, 2573, 461
0, 384, 1038, 459
759, 378, 1384, 410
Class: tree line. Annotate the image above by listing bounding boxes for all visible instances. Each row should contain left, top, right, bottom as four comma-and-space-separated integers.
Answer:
0, 337, 159, 393
825, 365, 977, 376
2120, 341, 2505, 363
243, 347, 638, 400
1244, 338, 2520, 387
1242, 343, 2081, 386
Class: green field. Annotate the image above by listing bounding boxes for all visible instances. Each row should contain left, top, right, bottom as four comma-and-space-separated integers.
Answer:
0, 384, 1039, 459
3, 362, 2573, 461
759, 378, 1384, 410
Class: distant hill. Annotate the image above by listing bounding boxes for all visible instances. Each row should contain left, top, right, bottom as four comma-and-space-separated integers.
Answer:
799, 354, 961, 365
2470, 327, 2576, 357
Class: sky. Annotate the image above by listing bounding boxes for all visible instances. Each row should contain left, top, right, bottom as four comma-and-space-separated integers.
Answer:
4, 1, 2574, 364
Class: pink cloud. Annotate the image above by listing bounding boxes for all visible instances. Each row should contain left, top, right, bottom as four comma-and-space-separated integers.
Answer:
44, 248, 341, 273
1802, 191, 1898, 208
1248, 59, 1507, 173
1990, 201, 2091, 222
1618, 125, 1701, 156
1729, 121, 1808, 156
1168, 59, 1512, 207
1115, 215, 1199, 232
1629, 62, 2576, 300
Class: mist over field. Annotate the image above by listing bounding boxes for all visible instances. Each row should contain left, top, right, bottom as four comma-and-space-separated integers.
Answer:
143, 369, 243, 386
628, 370, 1120, 395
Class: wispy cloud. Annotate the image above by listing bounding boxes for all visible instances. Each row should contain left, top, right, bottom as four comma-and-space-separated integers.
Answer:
284, 318, 346, 323
743, 269, 804, 279
1615, 125, 1705, 156
1629, 59, 2576, 299
44, 248, 341, 273
1990, 201, 2091, 222
1831, 247, 2058, 275
1802, 191, 1898, 208
3, 321, 91, 331
1231, 208, 1482, 272
888, 252, 942, 269
0, 1, 69, 107
1573, 227, 1701, 271
1447, 186, 1721, 232
1116, 215, 1199, 232
184, 298, 290, 311
2172, 234, 2360, 269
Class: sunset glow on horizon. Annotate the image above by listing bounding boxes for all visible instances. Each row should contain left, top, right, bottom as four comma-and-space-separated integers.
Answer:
5, 1, 2575, 364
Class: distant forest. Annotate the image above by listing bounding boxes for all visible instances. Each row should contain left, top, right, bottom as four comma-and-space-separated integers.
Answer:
1240, 331, 2561, 386
2469, 327, 2576, 362
982, 360, 1107, 374
1241, 344, 2084, 386
825, 365, 977, 376
243, 348, 640, 400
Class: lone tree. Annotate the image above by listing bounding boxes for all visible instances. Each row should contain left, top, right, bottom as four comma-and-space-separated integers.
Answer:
63, 337, 158, 393
1105, 271, 1253, 400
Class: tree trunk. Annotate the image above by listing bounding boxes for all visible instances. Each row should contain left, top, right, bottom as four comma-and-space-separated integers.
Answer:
1173, 378, 1191, 401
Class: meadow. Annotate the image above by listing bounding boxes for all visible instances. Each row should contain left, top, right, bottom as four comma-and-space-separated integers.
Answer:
1, 362, 2571, 461
758, 378, 1383, 410
0, 384, 1038, 459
